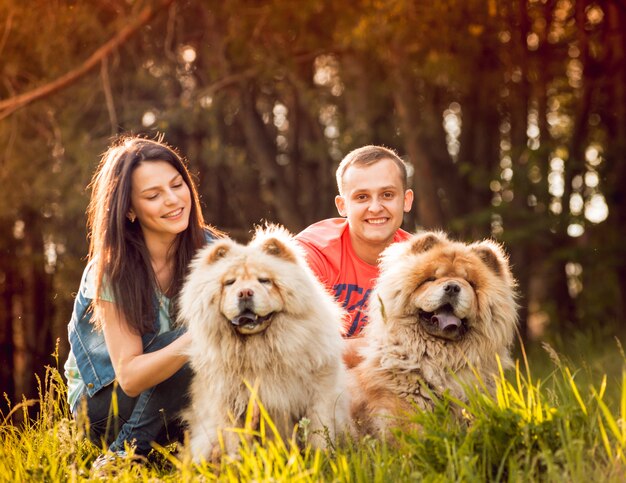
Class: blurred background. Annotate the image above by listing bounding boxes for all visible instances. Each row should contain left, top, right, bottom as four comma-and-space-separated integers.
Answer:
0, 0, 624, 412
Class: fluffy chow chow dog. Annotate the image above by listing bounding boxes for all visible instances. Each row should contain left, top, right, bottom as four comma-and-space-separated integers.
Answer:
178, 226, 350, 461
350, 231, 518, 438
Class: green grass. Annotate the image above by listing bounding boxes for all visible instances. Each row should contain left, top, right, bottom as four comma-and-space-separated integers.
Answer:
2, 339, 626, 482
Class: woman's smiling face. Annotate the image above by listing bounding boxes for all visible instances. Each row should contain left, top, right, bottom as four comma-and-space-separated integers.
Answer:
129, 160, 192, 242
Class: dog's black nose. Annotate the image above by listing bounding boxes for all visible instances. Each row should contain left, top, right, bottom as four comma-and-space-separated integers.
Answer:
443, 282, 461, 295
238, 288, 254, 299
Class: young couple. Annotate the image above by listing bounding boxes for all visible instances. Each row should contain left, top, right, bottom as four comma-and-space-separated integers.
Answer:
64, 136, 414, 462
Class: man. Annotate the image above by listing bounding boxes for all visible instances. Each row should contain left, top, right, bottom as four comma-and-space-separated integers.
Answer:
296, 145, 414, 363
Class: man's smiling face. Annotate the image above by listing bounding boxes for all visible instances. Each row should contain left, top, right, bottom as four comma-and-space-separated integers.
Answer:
335, 157, 413, 258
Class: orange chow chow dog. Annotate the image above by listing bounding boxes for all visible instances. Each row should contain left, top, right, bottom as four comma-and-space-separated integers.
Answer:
350, 231, 518, 438
178, 225, 351, 462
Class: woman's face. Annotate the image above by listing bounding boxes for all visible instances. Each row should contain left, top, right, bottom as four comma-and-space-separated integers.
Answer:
129, 160, 192, 243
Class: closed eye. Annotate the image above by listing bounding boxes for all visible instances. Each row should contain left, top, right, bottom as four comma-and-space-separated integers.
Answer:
223, 279, 235, 286
258, 278, 271, 284
418, 277, 436, 288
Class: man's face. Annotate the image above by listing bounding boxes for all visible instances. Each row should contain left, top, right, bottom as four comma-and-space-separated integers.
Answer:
335, 158, 413, 250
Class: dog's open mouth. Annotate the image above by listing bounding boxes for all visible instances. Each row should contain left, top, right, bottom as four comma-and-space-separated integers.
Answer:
418, 304, 468, 341
230, 310, 274, 335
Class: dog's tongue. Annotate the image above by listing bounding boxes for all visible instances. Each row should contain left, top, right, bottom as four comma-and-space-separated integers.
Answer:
232, 310, 257, 327
432, 309, 462, 332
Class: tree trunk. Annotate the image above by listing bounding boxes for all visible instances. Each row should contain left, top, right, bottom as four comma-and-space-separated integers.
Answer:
341, 53, 376, 146
286, 72, 336, 224
502, 0, 533, 339
237, 83, 302, 230
0, 220, 15, 408
390, 67, 445, 230
14, 209, 55, 407
603, 1, 626, 319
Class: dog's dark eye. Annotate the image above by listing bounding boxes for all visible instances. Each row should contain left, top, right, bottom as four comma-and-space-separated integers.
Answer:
258, 278, 271, 284
223, 279, 235, 286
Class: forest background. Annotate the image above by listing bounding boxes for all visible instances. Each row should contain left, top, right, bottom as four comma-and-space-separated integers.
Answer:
0, 0, 624, 413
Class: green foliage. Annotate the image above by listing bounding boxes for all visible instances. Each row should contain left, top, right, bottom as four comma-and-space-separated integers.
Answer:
0, 348, 97, 480
3, 343, 626, 481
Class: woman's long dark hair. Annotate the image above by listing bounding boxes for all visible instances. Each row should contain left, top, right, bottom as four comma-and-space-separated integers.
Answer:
87, 135, 221, 334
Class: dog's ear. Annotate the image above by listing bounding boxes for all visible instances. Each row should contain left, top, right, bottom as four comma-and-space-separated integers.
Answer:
204, 240, 231, 264
410, 231, 447, 254
471, 240, 508, 277
262, 237, 297, 263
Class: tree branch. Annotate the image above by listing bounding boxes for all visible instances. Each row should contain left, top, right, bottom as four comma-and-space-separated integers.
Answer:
193, 50, 328, 100
0, 9, 15, 59
101, 58, 118, 135
0, 0, 176, 121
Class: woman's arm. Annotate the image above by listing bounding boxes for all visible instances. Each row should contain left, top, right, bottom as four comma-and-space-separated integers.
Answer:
101, 300, 191, 397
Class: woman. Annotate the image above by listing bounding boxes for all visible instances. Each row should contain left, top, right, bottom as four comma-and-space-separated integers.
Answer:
64, 135, 221, 460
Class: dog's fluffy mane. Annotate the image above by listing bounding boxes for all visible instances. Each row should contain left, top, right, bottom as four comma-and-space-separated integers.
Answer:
179, 224, 344, 380
353, 231, 519, 428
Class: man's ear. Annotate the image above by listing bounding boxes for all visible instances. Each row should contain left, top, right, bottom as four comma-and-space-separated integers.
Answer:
403, 189, 414, 212
335, 195, 347, 217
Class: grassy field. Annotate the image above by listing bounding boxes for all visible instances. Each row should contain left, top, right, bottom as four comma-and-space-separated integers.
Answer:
2, 338, 626, 482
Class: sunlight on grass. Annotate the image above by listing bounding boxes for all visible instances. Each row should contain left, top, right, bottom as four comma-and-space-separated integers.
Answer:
2, 338, 626, 481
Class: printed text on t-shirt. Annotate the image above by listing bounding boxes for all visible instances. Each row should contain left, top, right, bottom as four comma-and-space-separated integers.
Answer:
333, 283, 371, 337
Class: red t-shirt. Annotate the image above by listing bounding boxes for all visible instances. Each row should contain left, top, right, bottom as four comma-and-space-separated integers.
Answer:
296, 218, 410, 337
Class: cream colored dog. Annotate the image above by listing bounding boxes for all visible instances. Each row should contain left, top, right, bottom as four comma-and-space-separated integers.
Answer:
350, 231, 518, 438
179, 225, 350, 461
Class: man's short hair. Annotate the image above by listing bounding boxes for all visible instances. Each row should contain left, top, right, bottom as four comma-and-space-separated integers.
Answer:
336, 145, 408, 195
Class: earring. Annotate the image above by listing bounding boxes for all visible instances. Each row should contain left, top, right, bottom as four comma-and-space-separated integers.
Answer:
128, 212, 136, 223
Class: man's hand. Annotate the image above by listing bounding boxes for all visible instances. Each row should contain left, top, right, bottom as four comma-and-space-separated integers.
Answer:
343, 336, 366, 369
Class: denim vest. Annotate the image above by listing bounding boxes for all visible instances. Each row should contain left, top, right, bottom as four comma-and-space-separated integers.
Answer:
68, 231, 216, 398
67, 261, 160, 398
